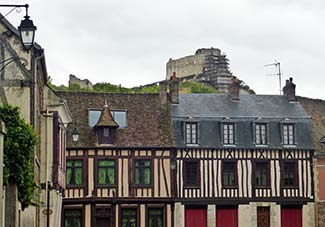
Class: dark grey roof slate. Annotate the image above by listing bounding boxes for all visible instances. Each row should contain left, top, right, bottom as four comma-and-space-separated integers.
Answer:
170, 94, 310, 119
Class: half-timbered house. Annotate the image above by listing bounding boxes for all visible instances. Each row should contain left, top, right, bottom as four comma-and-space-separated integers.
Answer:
169, 77, 315, 227
57, 91, 175, 227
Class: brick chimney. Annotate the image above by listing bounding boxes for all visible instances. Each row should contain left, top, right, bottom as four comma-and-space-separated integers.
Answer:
283, 77, 296, 101
169, 72, 179, 104
159, 81, 168, 105
228, 76, 240, 101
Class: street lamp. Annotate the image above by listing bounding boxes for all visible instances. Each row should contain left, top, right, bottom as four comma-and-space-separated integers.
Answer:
72, 126, 79, 145
0, 4, 37, 50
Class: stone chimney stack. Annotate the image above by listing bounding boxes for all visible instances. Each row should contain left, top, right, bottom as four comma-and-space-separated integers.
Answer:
159, 81, 168, 105
228, 76, 240, 101
283, 77, 296, 101
169, 72, 179, 104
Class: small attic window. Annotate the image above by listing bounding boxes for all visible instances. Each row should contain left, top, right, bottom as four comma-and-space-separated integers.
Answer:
88, 109, 127, 128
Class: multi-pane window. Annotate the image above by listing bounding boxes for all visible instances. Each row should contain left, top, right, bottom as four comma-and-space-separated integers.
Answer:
98, 160, 115, 185
283, 124, 295, 145
185, 122, 198, 144
283, 162, 297, 187
121, 208, 137, 227
255, 123, 267, 145
222, 161, 237, 187
223, 123, 235, 145
148, 208, 164, 227
64, 209, 82, 227
66, 160, 83, 186
135, 160, 151, 185
184, 160, 199, 187
255, 162, 269, 187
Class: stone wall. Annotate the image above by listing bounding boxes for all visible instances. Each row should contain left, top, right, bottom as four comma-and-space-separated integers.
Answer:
69, 74, 93, 89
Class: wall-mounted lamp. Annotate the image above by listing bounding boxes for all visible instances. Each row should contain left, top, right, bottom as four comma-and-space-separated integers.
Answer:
0, 4, 37, 50
72, 126, 79, 145
320, 136, 325, 146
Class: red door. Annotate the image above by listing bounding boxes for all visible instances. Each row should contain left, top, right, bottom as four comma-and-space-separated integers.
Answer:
281, 207, 302, 227
216, 207, 238, 227
185, 208, 207, 227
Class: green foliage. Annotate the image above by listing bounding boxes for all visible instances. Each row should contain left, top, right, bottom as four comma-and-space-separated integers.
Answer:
131, 84, 160, 93
238, 79, 255, 94
93, 82, 130, 93
0, 105, 37, 210
180, 81, 219, 94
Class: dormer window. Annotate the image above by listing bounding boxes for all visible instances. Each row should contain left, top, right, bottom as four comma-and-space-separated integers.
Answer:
255, 123, 268, 145
185, 122, 198, 145
94, 103, 119, 145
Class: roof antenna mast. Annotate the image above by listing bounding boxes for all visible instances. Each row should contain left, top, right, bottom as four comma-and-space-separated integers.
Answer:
264, 60, 282, 95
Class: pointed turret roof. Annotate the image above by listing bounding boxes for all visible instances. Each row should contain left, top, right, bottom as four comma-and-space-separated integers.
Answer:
95, 101, 119, 128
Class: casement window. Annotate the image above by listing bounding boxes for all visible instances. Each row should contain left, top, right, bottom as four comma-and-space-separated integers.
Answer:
184, 160, 200, 187
64, 209, 82, 227
222, 161, 237, 187
255, 123, 268, 145
121, 208, 137, 227
255, 162, 269, 187
95, 207, 113, 226
66, 160, 83, 186
283, 124, 295, 145
98, 160, 116, 185
148, 208, 164, 227
134, 160, 152, 185
283, 161, 297, 187
185, 122, 198, 145
88, 109, 127, 128
223, 123, 235, 145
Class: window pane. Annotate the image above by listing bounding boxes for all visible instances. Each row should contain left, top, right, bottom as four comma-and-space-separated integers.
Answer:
135, 168, 140, 184
66, 169, 72, 185
75, 168, 83, 185
112, 111, 127, 128
148, 208, 163, 227
122, 209, 137, 227
144, 168, 151, 184
64, 210, 82, 227
98, 168, 107, 184
89, 110, 101, 127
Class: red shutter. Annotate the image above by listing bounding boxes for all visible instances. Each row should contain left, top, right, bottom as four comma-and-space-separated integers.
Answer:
281, 207, 302, 227
216, 207, 238, 227
185, 208, 207, 227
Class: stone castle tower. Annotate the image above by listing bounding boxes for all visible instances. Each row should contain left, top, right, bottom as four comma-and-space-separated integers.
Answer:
166, 48, 233, 92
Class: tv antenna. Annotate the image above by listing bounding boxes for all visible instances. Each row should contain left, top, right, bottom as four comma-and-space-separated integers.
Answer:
264, 60, 282, 94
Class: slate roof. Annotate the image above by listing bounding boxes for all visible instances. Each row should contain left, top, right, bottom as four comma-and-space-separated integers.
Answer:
56, 91, 175, 148
171, 94, 310, 119
170, 94, 313, 149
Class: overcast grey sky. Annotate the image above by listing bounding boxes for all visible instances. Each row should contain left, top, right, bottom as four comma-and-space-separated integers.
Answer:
1, 0, 324, 98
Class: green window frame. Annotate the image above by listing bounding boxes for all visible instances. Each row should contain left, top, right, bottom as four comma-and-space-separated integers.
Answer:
134, 160, 152, 186
148, 208, 164, 227
121, 208, 137, 227
66, 160, 83, 186
98, 159, 116, 185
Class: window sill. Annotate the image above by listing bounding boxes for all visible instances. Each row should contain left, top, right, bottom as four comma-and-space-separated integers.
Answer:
283, 145, 297, 148
96, 185, 117, 188
132, 185, 153, 188
282, 185, 299, 189
185, 144, 199, 147
254, 186, 271, 189
255, 144, 269, 147
222, 144, 236, 147
222, 186, 238, 189
184, 186, 200, 189
66, 185, 85, 188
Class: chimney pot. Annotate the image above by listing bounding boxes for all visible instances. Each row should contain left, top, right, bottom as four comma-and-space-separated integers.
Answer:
159, 81, 168, 105
283, 77, 296, 101
169, 74, 179, 104
228, 76, 240, 101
